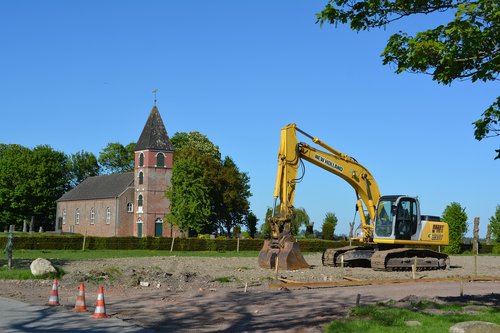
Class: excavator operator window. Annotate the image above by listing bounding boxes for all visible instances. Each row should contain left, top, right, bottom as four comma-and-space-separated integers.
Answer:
375, 199, 394, 237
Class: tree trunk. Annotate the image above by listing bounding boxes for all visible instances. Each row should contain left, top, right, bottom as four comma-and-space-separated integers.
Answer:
30, 216, 35, 234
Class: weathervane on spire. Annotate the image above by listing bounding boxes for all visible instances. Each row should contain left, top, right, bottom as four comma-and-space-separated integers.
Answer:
152, 89, 159, 106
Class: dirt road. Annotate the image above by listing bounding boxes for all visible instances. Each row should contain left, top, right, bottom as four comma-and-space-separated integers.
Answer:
1, 254, 499, 332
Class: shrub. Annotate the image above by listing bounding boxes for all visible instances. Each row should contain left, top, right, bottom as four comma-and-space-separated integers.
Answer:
442, 202, 468, 254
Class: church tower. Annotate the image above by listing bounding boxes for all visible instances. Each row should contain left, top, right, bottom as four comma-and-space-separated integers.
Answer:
133, 105, 175, 237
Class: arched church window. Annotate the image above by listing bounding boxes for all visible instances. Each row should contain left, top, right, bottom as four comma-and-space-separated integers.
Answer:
139, 171, 144, 185
156, 153, 165, 167
139, 153, 144, 167
138, 194, 143, 207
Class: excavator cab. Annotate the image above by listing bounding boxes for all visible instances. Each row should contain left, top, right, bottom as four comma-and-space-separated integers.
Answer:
374, 195, 420, 241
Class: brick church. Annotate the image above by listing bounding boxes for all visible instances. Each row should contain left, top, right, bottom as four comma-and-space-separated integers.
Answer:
56, 105, 179, 238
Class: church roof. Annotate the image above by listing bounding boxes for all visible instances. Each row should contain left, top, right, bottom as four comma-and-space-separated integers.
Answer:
134, 106, 174, 151
57, 172, 134, 202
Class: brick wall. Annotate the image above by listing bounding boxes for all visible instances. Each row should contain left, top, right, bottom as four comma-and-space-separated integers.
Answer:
57, 188, 135, 236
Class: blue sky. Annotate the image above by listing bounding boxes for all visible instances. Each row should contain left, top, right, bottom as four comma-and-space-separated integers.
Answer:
1, 1, 498, 237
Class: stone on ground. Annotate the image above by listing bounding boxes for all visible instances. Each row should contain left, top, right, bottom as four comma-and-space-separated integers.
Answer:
449, 321, 500, 333
30, 258, 56, 276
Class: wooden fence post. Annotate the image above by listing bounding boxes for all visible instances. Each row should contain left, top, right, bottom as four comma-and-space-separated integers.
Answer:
472, 217, 480, 255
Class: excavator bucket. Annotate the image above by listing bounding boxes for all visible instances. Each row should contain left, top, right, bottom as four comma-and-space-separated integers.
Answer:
258, 239, 310, 270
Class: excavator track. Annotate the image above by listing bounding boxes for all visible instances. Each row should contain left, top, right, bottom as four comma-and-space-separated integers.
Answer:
322, 246, 373, 268
370, 248, 449, 271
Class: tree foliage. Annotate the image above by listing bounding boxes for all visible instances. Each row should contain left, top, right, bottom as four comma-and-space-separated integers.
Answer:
442, 202, 468, 254
292, 207, 310, 236
68, 150, 100, 187
317, 0, 499, 158
171, 131, 221, 160
260, 207, 273, 236
0, 144, 70, 229
166, 152, 213, 234
98, 142, 135, 174
489, 205, 500, 243
167, 132, 251, 235
322, 212, 338, 240
245, 211, 258, 238
211, 156, 251, 236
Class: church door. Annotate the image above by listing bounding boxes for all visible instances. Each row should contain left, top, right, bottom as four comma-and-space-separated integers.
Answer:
137, 219, 143, 238
155, 218, 163, 237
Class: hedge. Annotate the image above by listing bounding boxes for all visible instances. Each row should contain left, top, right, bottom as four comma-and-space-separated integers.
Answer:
0, 233, 496, 254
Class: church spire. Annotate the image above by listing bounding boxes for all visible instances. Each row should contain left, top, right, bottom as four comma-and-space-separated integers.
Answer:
134, 105, 174, 152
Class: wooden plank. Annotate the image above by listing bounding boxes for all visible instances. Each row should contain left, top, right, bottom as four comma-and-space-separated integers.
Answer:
268, 276, 500, 289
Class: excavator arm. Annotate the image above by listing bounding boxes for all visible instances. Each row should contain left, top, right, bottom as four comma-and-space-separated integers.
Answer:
259, 124, 381, 270
272, 123, 380, 242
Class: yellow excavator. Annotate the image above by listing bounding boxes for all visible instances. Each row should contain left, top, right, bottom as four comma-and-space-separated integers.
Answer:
258, 123, 449, 271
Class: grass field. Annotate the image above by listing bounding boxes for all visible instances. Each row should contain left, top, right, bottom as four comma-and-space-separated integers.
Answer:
9, 249, 259, 260
324, 302, 500, 333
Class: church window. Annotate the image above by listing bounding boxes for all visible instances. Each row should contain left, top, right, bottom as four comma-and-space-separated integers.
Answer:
75, 208, 80, 225
156, 153, 165, 167
90, 208, 95, 225
139, 171, 144, 185
139, 153, 144, 167
62, 209, 66, 225
138, 194, 143, 207
127, 202, 134, 213
106, 207, 111, 225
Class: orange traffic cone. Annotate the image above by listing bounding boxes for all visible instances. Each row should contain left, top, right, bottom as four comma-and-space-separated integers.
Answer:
74, 283, 87, 312
47, 278, 60, 306
90, 286, 110, 318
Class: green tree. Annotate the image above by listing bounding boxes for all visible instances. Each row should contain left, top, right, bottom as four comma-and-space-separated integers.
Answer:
442, 202, 468, 254
165, 153, 213, 234
317, 0, 499, 159
68, 150, 100, 187
260, 207, 273, 236
246, 211, 258, 238
168, 132, 251, 236
322, 212, 338, 240
0, 144, 70, 230
489, 205, 500, 243
98, 142, 135, 174
171, 131, 221, 160
292, 207, 310, 236
211, 156, 251, 236
0, 144, 31, 228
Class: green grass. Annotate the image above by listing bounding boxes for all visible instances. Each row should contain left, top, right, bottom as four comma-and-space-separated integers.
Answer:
10, 249, 260, 260
213, 276, 238, 283
324, 303, 500, 333
0, 266, 65, 280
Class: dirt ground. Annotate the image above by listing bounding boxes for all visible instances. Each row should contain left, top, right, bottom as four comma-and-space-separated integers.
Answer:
1, 254, 499, 332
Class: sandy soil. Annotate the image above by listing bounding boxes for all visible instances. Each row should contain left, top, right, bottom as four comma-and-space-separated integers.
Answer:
1, 254, 499, 332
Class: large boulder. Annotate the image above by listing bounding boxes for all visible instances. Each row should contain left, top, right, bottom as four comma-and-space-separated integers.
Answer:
30, 258, 57, 276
